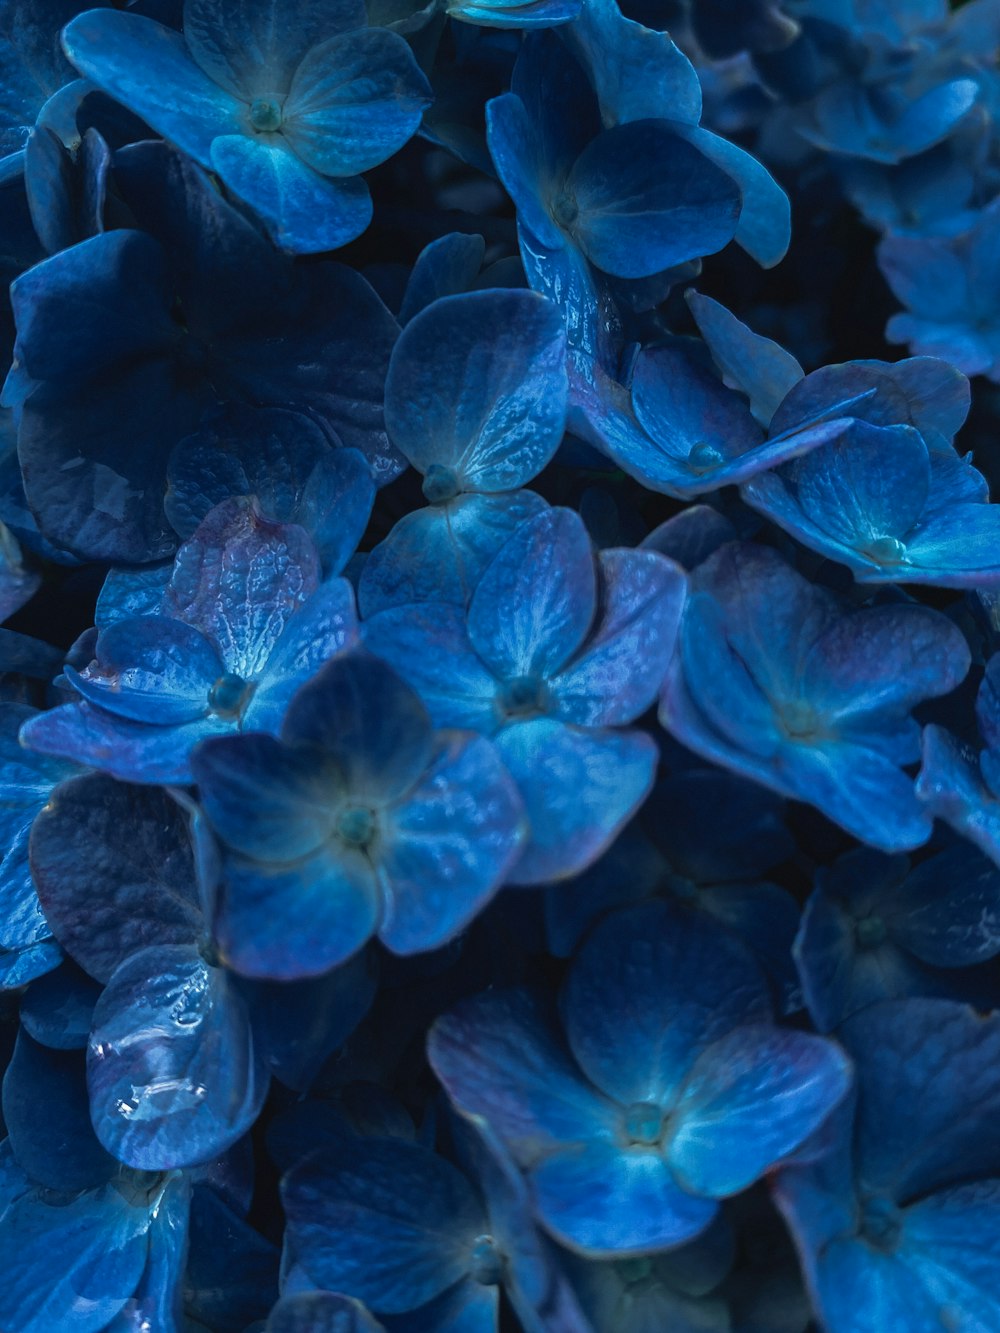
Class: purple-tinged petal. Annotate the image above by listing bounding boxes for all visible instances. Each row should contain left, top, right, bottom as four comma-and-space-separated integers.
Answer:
378, 732, 525, 953
29, 774, 203, 984
551, 548, 685, 725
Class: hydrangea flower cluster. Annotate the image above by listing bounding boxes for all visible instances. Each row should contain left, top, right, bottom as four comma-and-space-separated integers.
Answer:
4, 0, 1000, 1330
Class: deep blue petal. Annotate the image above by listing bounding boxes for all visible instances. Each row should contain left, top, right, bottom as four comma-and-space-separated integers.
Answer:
268, 1293, 387, 1333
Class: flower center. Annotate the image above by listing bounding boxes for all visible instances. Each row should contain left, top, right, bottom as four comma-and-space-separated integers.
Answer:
336, 804, 377, 849
249, 97, 283, 132
859, 1194, 902, 1252
422, 463, 460, 505
552, 187, 579, 228
623, 1100, 666, 1147
469, 1234, 503, 1285
866, 535, 908, 564
856, 914, 888, 949
209, 672, 252, 717
497, 674, 550, 719
779, 699, 819, 741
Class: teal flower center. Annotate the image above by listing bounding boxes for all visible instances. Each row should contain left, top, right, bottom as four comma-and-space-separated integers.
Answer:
422, 463, 460, 504
780, 699, 819, 741
552, 188, 579, 228
469, 1234, 503, 1285
336, 804, 377, 849
209, 672, 252, 717
856, 914, 888, 949
866, 535, 908, 564
859, 1194, 902, 1252
249, 97, 283, 132
497, 674, 550, 719
688, 441, 725, 472
623, 1100, 666, 1147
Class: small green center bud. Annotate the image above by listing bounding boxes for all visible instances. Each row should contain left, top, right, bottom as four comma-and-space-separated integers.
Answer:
249, 98, 283, 132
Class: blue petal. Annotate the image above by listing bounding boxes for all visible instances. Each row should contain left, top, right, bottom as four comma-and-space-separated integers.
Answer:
183, 0, 367, 97
903, 503, 1000, 586
214, 844, 379, 979
105, 1174, 192, 1333
193, 732, 339, 862
29, 773, 203, 984
245, 577, 360, 733
530, 1140, 717, 1256
685, 290, 802, 426
562, 899, 772, 1107
3, 1032, 115, 1193
428, 987, 618, 1158
485, 93, 565, 252
268, 1293, 387, 1333
0, 1183, 151, 1333
96, 564, 172, 628
19, 962, 103, 1051
358, 491, 549, 615
283, 1138, 486, 1312
448, 0, 580, 26
282, 29, 431, 177
88, 945, 269, 1169
385, 289, 566, 491
497, 719, 657, 883
885, 841, 1000, 968
166, 498, 321, 679
398, 233, 487, 325
363, 602, 499, 732
378, 732, 525, 953
468, 508, 595, 680
67, 615, 222, 725
210, 134, 372, 254
282, 651, 435, 802
549, 546, 688, 730
566, 123, 742, 278
62, 10, 245, 164
899, 1181, 1000, 1329
916, 726, 1000, 866
667, 1025, 851, 1196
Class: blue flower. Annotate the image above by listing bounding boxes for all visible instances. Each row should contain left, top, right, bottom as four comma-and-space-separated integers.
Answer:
359, 287, 567, 615
191, 650, 526, 978
742, 357, 1000, 587
879, 200, 1000, 381
430, 900, 851, 1255
266, 1293, 386, 1332
365, 505, 686, 882
62, 0, 433, 253
917, 651, 1000, 867
795, 841, 1000, 1032
20, 498, 360, 784
660, 541, 971, 852
7, 141, 400, 562
775, 998, 1000, 1333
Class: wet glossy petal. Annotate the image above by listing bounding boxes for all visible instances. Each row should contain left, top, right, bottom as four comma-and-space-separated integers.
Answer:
385, 289, 567, 491
29, 773, 202, 984
88, 945, 269, 1169
378, 732, 525, 952
498, 719, 657, 884
916, 725, 1000, 866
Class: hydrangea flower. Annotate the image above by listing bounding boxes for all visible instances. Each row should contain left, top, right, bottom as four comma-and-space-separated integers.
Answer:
62, 0, 433, 252
191, 651, 526, 978
429, 900, 851, 1255
775, 999, 1000, 1332
660, 541, 971, 852
794, 841, 1000, 1032
20, 497, 359, 783
358, 287, 566, 615
365, 506, 686, 881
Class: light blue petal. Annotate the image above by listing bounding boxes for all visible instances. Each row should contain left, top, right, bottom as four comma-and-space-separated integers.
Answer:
283, 28, 430, 177
485, 93, 565, 252
88, 945, 269, 1169
210, 134, 372, 253
686, 290, 802, 425
378, 732, 525, 952
62, 10, 245, 164
667, 1025, 851, 1196
384, 289, 567, 491
496, 719, 657, 884
398, 232, 486, 325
